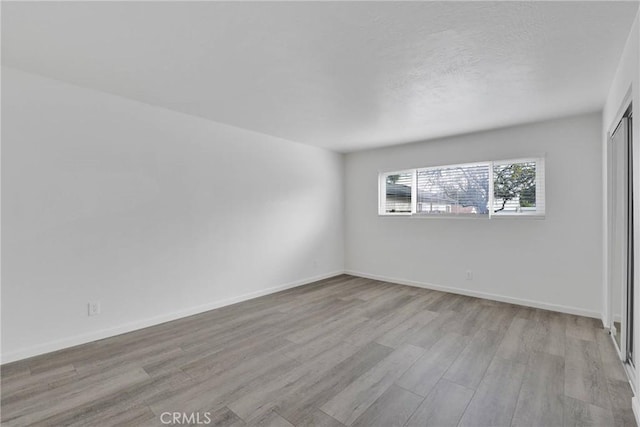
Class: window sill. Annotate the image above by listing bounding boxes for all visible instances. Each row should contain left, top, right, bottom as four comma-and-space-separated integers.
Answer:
411, 214, 489, 220
490, 213, 546, 220
378, 213, 545, 220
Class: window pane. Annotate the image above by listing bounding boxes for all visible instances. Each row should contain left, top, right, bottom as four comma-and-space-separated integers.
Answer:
416, 164, 489, 215
493, 161, 537, 214
384, 172, 413, 213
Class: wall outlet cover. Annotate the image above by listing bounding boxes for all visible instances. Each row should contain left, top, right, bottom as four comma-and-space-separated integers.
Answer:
88, 302, 101, 316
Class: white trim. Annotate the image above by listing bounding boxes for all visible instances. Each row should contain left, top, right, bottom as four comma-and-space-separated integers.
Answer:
603, 94, 632, 331
492, 155, 547, 166
488, 158, 495, 215
0, 271, 343, 364
633, 396, 640, 427
418, 160, 491, 172
2, 268, 604, 364
624, 362, 637, 394
411, 169, 417, 214
610, 326, 624, 358
604, 128, 612, 329
491, 157, 545, 218
410, 214, 490, 220
489, 214, 545, 220
379, 169, 415, 216
607, 115, 632, 363
345, 270, 601, 319
608, 87, 633, 137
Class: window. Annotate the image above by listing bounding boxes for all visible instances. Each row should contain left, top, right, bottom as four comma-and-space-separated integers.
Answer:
416, 163, 489, 217
379, 158, 545, 218
380, 171, 415, 215
492, 159, 545, 216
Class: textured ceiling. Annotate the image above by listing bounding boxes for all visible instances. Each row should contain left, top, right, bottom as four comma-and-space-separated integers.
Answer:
2, 1, 638, 152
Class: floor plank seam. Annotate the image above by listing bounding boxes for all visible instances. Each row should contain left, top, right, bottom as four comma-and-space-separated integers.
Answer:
318, 406, 345, 427
273, 408, 297, 426
454, 386, 476, 427
507, 353, 533, 427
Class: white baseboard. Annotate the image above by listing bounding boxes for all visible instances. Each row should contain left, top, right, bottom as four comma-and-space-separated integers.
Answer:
3, 269, 603, 364
602, 313, 609, 329
633, 396, 640, 427
345, 270, 601, 319
1, 271, 343, 364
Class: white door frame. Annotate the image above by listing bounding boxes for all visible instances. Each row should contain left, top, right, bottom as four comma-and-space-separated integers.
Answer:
606, 96, 635, 390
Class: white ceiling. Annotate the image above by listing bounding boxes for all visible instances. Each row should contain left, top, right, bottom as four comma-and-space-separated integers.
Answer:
2, 1, 638, 152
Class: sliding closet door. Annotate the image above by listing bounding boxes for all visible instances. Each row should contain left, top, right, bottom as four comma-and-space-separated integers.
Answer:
626, 113, 634, 366
609, 117, 630, 359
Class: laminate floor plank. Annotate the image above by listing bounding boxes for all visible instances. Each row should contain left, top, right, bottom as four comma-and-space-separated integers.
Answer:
566, 316, 600, 342
447, 294, 479, 313
41, 401, 156, 427
446, 301, 491, 336
405, 309, 460, 350
285, 310, 368, 345
515, 306, 548, 321
147, 345, 301, 417
277, 342, 392, 425
404, 379, 474, 427
457, 356, 527, 427
0, 363, 30, 381
345, 302, 433, 348
246, 410, 294, 427
1, 364, 77, 405
206, 407, 247, 427
565, 336, 612, 410
296, 410, 345, 427
482, 304, 521, 334
563, 396, 616, 427
511, 352, 564, 427
396, 332, 469, 397
425, 292, 466, 312
228, 340, 362, 422
320, 344, 424, 425
146, 338, 276, 379
375, 309, 437, 349
531, 311, 566, 357
0, 275, 633, 427
178, 336, 296, 381
596, 329, 628, 382
495, 317, 540, 362
607, 378, 637, 427
443, 327, 502, 389
350, 384, 422, 427
2, 367, 151, 426
358, 293, 415, 321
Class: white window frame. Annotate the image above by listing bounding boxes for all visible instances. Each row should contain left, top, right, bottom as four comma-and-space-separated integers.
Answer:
378, 157, 545, 219
413, 161, 491, 218
378, 169, 416, 216
491, 157, 545, 219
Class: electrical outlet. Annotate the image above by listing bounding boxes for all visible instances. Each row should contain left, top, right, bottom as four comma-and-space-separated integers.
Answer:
88, 301, 101, 316
466, 270, 473, 280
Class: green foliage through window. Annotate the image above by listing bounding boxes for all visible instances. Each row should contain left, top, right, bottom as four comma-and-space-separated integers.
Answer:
493, 162, 536, 213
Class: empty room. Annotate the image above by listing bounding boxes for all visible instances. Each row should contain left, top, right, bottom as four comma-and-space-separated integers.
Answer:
2, 1, 640, 426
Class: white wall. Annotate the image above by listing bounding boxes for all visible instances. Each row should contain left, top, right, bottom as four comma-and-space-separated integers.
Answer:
1, 67, 344, 363
601, 10, 640, 418
345, 112, 603, 317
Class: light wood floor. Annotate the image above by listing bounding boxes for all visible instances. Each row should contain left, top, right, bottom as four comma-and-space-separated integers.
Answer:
1, 275, 636, 426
